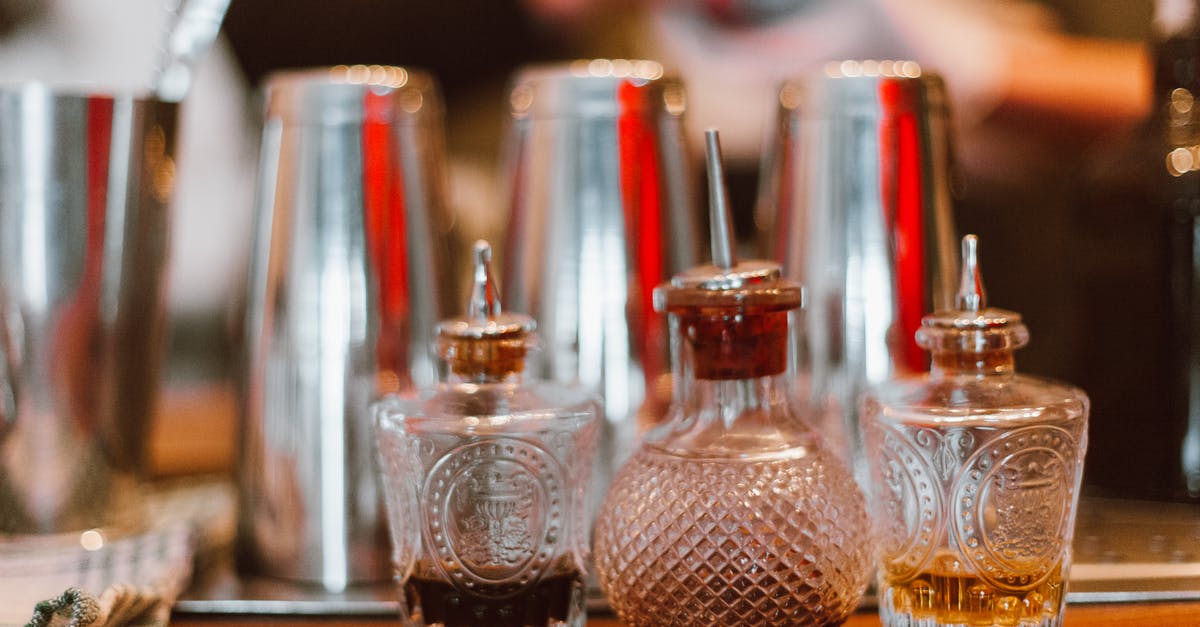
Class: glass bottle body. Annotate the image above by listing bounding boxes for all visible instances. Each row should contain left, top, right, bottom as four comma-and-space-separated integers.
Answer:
374, 378, 600, 627
594, 310, 872, 626
863, 365, 1088, 627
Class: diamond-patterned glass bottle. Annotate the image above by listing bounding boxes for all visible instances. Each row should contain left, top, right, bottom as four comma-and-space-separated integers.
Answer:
593, 130, 872, 626
862, 235, 1089, 627
374, 242, 601, 627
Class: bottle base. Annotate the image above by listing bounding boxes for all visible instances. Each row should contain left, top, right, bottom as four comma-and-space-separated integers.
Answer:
879, 585, 1064, 627
401, 569, 586, 627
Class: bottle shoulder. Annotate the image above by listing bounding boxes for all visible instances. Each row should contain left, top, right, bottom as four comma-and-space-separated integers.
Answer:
867, 372, 1088, 426
613, 435, 865, 506
374, 381, 600, 433
638, 401, 837, 462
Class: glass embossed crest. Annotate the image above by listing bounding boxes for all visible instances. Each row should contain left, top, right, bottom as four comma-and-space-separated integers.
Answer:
423, 439, 565, 596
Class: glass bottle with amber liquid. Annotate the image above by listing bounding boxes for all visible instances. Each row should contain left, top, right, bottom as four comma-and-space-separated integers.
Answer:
374, 242, 601, 627
862, 235, 1089, 627
593, 130, 872, 626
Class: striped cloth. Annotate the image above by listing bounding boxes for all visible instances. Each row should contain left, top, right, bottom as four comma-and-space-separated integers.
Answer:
0, 517, 194, 626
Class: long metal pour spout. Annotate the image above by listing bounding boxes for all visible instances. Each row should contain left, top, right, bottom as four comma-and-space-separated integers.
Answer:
704, 129, 738, 270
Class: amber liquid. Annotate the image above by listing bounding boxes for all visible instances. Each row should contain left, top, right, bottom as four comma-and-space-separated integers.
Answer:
882, 559, 1065, 627
403, 570, 584, 627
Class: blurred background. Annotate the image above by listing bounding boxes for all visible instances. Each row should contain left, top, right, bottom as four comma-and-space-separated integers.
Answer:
1, 0, 1189, 500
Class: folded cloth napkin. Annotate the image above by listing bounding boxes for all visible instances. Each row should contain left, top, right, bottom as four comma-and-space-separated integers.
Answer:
0, 521, 193, 627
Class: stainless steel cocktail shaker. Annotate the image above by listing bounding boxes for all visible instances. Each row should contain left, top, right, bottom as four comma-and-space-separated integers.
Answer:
759, 61, 960, 479
0, 86, 177, 533
501, 60, 700, 517
239, 66, 457, 591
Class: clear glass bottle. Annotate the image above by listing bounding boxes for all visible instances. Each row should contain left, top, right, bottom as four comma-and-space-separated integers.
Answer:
593, 130, 873, 626
863, 235, 1089, 627
374, 241, 601, 627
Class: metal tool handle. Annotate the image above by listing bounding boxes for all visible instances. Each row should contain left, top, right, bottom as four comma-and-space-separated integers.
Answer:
153, 0, 232, 102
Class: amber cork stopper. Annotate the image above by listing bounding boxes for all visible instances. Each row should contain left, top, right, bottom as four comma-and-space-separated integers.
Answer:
437, 241, 535, 380
654, 130, 801, 380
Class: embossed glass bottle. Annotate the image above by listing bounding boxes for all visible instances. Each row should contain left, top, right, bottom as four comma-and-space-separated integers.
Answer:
593, 130, 873, 626
374, 241, 601, 627
862, 235, 1089, 627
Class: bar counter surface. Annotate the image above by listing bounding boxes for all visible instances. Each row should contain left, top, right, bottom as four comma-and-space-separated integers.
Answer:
156, 389, 1200, 626
170, 602, 1200, 626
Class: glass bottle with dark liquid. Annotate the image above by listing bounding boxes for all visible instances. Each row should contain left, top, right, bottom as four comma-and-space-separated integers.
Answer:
863, 235, 1089, 627
374, 242, 601, 627
593, 130, 872, 626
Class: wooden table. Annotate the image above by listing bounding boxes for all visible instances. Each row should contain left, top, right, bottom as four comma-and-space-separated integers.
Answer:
172, 601, 1200, 626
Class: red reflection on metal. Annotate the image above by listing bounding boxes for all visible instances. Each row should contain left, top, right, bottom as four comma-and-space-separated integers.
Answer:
878, 79, 927, 374
87, 99, 112, 238
502, 121, 529, 298
363, 92, 412, 393
83, 99, 111, 331
60, 97, 113, 432
772, 118, 797, 260
617, 80, 666, 419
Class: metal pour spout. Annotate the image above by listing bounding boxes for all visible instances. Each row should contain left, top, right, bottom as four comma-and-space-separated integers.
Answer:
468, 240, 502, 321
704, 129, 738, 270
955, 234, 986, 312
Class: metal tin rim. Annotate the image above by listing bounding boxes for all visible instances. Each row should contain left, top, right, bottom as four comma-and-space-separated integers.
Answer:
508, 59, 684, 121
0, 81, 171, 106
263, 65, 441, 126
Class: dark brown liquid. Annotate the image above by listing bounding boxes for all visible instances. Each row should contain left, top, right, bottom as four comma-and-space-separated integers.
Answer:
403, 571, 583, 627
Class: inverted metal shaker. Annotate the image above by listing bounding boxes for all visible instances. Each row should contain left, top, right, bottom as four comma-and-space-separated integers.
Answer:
240, 66, 456, 591
758, 62, 960, 479
501, 60, 699, 516
0, 86, 177, 533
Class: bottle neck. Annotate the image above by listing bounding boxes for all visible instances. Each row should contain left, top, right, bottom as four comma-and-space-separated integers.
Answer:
664, 311, 802, 445
655, 348, 807, 457
442, 369, 524, 386
676, 371, 794, 421
928, 348, 1016, 379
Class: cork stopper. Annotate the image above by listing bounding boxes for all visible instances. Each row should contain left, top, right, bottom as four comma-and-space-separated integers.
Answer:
653, 129, 801, 379
437, 241, 535, 379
